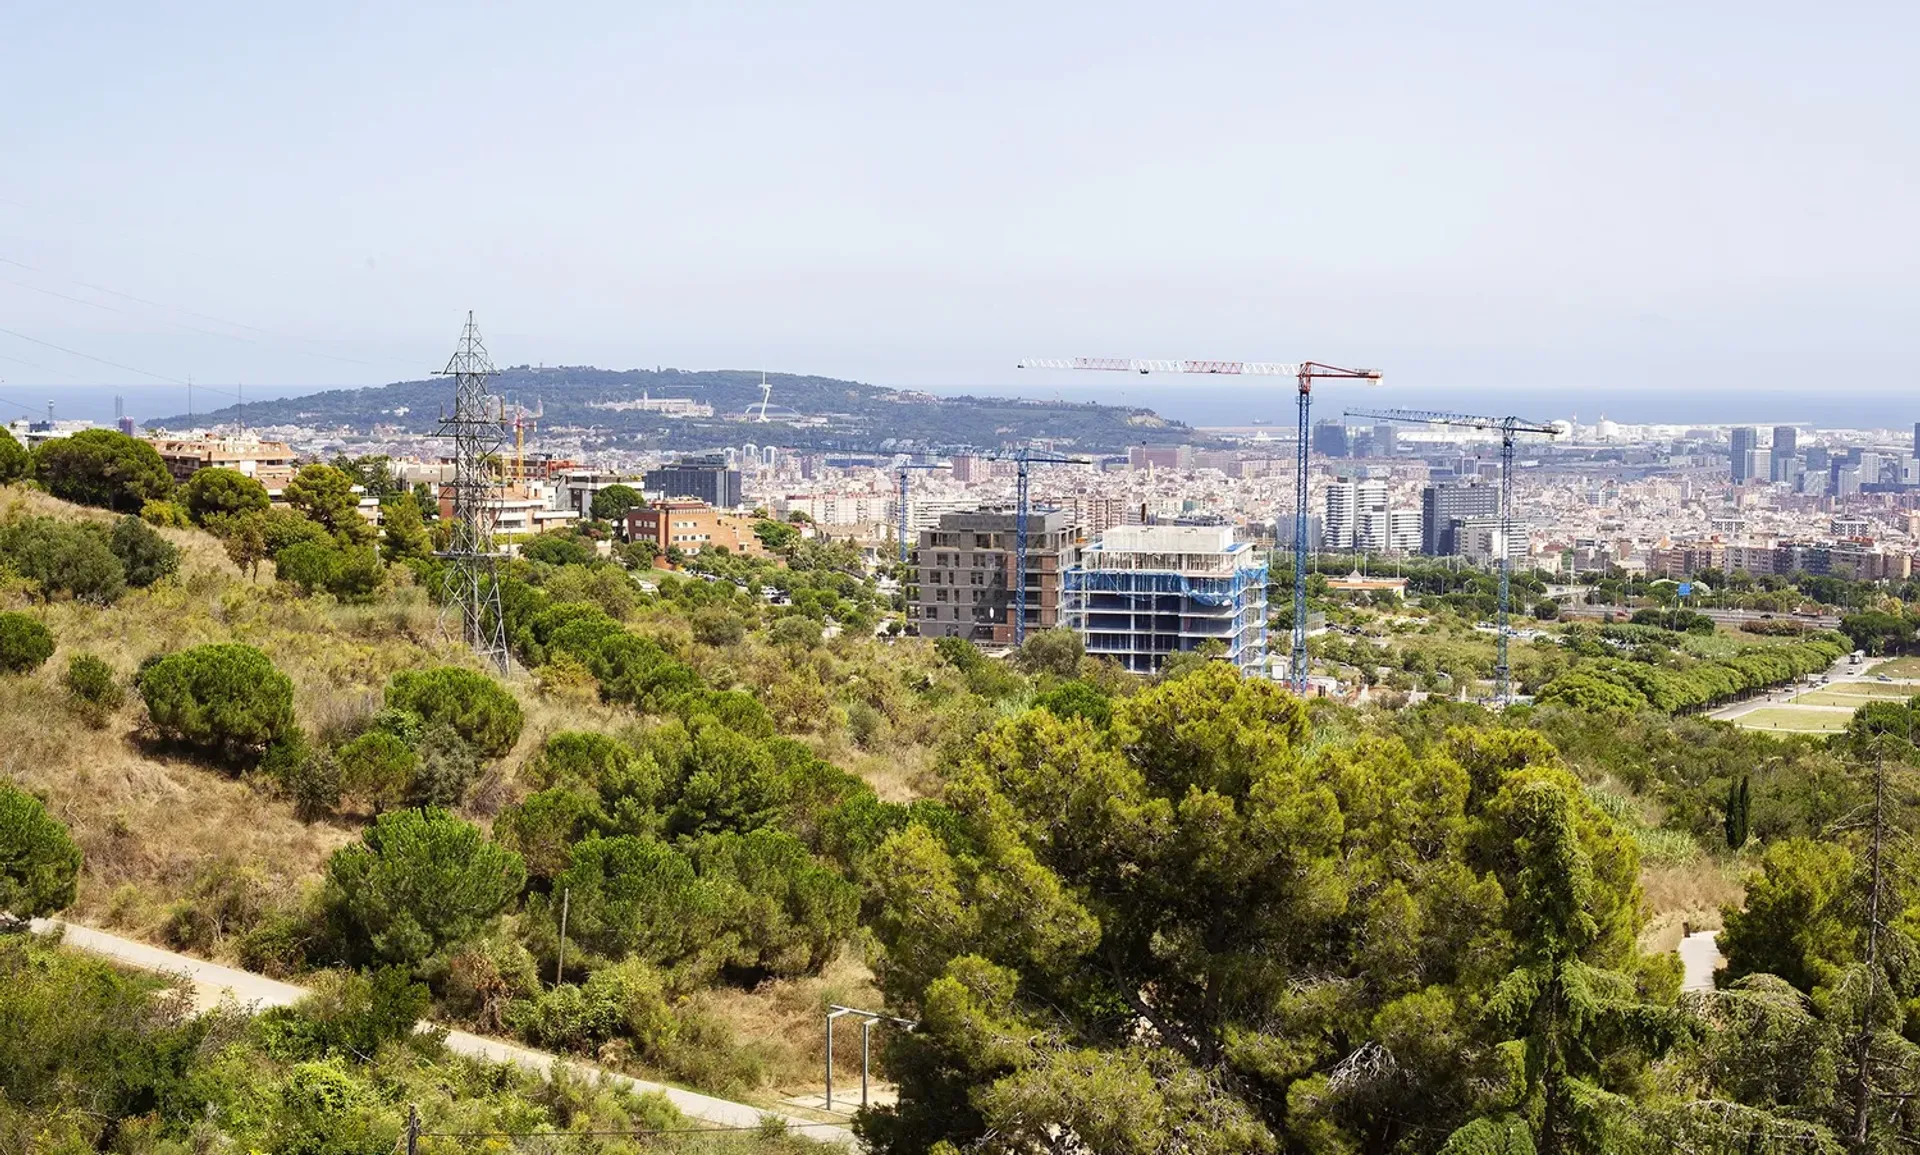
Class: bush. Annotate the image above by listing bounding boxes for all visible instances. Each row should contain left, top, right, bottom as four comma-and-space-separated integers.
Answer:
139, 499, 191, 528
0, 517, 126, 604
324, 807, 526, 968
0, 782, 82, 917
520, 531, 596, 568
508, 958, 674, 1055
408, 724, 481, 808
0, 427, 27, 483
63, 653, 124, 718
263, 966, 431, 1058
0, 613, 54, 674
181, 467, 270, 523
384, 666, 523, 759
691, 607, 746, 647
276, 539, 383, 602
138, 643, 297, 764
32, 429, 173, 511
335, 730, 418, 813
109, 516, 179, 588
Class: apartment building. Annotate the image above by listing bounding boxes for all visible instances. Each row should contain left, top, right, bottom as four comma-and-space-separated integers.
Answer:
623, 500, 766, 557
913, 509, 1080, 645
147, 435, 299, 489
1063, 525, 1267, 676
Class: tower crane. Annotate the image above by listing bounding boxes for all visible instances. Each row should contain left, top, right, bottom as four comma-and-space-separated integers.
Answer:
1345, 407, 1557, 705
1018, 358, 1382, 692
895, 463, 947, 564
975, 447, 1091, 646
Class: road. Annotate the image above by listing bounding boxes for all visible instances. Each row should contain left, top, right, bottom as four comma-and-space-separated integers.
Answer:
1706, 652, 1875, 724
1559, 604, 1841, 629
30, 918, 856, 1148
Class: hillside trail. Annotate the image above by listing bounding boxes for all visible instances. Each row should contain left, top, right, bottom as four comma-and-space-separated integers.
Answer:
28, 918, 857, 1148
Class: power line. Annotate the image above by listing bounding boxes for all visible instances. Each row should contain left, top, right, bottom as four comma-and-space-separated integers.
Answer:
0, 324, 188, 384
0, 254, 413, 374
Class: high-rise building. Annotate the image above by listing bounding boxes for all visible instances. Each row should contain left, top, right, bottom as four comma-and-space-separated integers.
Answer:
913, 510, 1080, 644
1771, 425, 1797, 460
1373, 423, 1397, 457
643, 454, 742, 508
1323, 479, 1359, 550
1387, 508, 1423, 553
1311, 420, 1350, 458
1063, 525, 1268, 677
1420, 482, 1499, 556
1129, 445, 1192, 471
1730, 427, 1757, 483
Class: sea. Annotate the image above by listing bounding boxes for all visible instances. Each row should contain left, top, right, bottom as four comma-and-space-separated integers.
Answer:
16, 382, 1916, 435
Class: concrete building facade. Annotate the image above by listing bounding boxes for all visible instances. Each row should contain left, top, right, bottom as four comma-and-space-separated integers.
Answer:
1063, 525, 1268, 676
913, 509, 1080, 645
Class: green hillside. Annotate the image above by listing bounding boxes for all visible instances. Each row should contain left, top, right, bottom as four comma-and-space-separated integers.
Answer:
150, 366, 1193, 453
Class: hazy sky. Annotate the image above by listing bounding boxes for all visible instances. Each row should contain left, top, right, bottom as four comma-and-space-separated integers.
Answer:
2, 2, 1915, 405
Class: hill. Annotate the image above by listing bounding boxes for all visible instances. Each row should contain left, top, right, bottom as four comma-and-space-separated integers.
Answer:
149, 366, 1195, 452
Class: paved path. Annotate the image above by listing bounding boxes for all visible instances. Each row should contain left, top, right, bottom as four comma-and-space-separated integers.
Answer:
31, 919, 855, 1148
1679, 930, 1722, 993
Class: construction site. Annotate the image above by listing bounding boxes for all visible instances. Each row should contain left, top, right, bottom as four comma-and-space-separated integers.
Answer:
1062, 524, 1269, 677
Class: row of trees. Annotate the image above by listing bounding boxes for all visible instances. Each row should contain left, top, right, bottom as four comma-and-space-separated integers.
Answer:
1536, 636, 1847, 714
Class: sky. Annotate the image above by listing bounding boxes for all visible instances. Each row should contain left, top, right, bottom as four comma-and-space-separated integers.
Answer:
2, 2, 1916, 422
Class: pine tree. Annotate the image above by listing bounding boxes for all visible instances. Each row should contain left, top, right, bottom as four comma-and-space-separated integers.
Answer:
1725, 775, 1750, 850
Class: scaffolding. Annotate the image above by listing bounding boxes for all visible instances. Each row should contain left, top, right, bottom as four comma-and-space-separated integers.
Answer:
1064, 550, 1268, 676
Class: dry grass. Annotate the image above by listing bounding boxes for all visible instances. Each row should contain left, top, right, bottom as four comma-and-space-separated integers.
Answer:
0, 493, 495, 950
674, 951, 888, 1104
1640, 858, 1746, 954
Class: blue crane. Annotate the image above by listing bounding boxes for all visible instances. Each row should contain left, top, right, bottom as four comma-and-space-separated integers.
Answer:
1345, 406, 1558, 705
895, 463, 946, 564
1018, 358, 1381, 692
961, 447, 1091, 646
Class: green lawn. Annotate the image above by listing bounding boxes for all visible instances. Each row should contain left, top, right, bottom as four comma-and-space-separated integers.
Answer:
1797, 681, 1914, 700
1734, 706, 1852, 733
1791, 689, 1900, 707
1870, 657, 1920, 678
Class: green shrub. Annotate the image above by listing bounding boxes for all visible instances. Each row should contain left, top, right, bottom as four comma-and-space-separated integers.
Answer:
32, 429, 173, 510
384, 666, 523, 758
109, 515, 179, 588
138, 643, 296, 764
139, 499, 191, 528
335, 730, 418, 813
63, 652, 124, 719
0, 613, 54, 674
181, 467, 270, 522
0, 517, 126, 604
408, 724, 480, 808
0, 427, 27, 483
508, 958, 675, 1056
324, 807, 526, 968
0, 782, 81, 917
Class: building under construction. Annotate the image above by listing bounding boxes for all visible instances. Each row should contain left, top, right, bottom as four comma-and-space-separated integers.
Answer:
1063, 525, 1268, 677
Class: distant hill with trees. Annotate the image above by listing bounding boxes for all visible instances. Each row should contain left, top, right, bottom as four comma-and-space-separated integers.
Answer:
150, 366, 1197, 452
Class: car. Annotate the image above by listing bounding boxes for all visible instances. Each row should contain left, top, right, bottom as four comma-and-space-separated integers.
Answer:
1879, 675, 1893, 682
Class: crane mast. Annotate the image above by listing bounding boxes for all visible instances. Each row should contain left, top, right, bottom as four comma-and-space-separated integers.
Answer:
1345, 407, 1557, 705
895, 463, 946, 564
1019, 357, 1381, 693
